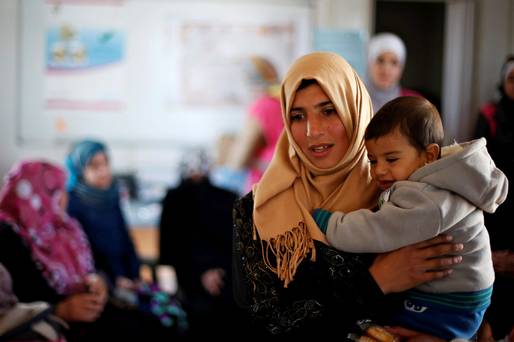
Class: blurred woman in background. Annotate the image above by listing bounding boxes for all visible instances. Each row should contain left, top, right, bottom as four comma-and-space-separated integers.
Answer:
159, 149, 249, 339
228, 56, 284, 192
366, 32, 421, 113
65, 140, 187, 336
65, 140, 140, 290
474, 54, 514, 341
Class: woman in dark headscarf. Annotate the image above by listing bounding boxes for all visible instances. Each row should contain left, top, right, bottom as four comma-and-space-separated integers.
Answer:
474, 54, 514, 340
159, 148, 248, 339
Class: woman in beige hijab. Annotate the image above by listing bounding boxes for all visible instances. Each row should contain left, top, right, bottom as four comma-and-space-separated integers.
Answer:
232, 52, 463, 338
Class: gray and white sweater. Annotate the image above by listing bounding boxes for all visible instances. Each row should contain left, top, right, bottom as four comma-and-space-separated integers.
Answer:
323, 138, 508, 293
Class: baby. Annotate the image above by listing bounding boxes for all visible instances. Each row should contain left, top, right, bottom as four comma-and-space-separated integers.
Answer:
313, 96, 509, 340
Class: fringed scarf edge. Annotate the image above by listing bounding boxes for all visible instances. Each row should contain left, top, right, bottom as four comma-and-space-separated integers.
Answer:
253, 221, 316, 288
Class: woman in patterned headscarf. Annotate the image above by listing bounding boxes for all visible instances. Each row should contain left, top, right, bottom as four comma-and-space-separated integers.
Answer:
0, 160, 179, 341
232, 52, 463, 338
0, 161, 108, 340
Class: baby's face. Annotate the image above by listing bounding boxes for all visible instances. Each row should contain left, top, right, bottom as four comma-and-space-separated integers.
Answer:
366, 129, 427, 191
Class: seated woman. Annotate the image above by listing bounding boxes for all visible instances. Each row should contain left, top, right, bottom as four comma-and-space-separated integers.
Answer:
65, 139, 187, 333
65, 140, 140, 289
159, 149, 248, 338
0, 160, 177, 341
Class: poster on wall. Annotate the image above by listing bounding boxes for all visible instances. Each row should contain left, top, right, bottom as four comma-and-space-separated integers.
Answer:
19, 0, 311, 144
176, 21, 296, 106
44, 2, 127, 112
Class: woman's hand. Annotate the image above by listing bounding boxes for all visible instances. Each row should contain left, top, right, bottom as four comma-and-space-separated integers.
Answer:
116, 276, 137, 290
55, 292, 105, 322
369, 235, 463, 294
492, 250, 514, 276
55, 273, 108, 322
201, 268, 225, 296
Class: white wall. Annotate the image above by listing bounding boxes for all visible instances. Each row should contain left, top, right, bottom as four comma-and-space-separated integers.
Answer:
441, 0, 475, 143
0, 0, 312, 185
473, 0, 514, 114
0, 0, 185, 184
314, 0, 372, 32
2, 0, 511, 181
0, 0, 372, 182
511, 0, 514, 51
0, 0, 22, 178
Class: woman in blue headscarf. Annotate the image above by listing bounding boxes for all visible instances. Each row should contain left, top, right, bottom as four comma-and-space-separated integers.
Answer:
65, 140, 188, 335
65, 139, 140, 290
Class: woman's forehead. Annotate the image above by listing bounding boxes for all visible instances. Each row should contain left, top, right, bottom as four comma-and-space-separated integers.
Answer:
376, 51, 400, 61
291, 83, 330, 106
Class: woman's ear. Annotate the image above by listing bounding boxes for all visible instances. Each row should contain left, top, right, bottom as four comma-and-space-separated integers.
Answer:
425, 143, 440, 163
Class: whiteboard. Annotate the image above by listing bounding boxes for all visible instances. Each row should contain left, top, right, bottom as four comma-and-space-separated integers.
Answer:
18, 0, 312, 145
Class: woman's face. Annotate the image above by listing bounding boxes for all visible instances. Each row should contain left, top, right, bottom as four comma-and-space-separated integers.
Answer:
369, 51, 403, 90
289, 83, 349, 169
83, 152, 112, 189
504, 69, 514, 100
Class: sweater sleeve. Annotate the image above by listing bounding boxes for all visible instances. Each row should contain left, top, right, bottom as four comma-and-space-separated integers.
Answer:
326, 184, 442, 253
232, 193, 392, 336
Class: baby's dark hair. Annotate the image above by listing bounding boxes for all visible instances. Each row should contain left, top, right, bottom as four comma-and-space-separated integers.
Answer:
365, 96, 444, 152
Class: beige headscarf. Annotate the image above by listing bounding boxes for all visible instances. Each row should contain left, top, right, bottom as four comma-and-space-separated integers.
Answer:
253, 52, 379, 287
